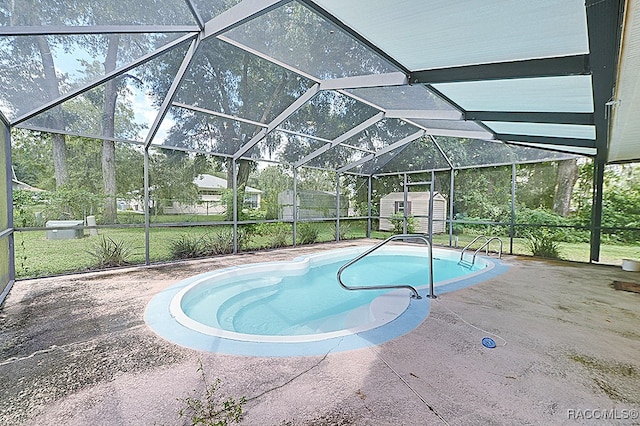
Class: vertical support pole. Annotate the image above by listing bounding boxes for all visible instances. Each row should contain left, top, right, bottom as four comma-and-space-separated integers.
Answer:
335, 173, 340, 241
3, 118, 15, 286
428, 171, 434, 247
232, 158, 238, 254
590, 159, 605, 262
449, 168, 454, 247
367, 175, 372, 238
143, 148, 150, 265
403, 173, 408, 234
510, 162, 516, 255
293, 167, 297, 247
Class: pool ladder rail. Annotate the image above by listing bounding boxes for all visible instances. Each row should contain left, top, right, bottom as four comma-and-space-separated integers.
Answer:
459, 235, 503, 268
337, 234, 436, 300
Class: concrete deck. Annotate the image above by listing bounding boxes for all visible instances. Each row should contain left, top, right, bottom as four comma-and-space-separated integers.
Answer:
1, 240, 639, 425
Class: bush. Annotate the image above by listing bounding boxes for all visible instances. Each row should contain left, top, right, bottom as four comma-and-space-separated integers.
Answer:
267, 224, 290, 248
526, 230, 562, 259
389, 213, 415, 234
334, 221, 351, 240
297, 222, 320, 244
170, 234, 207, 259
178, 361, 246, 426
87, 236, 136, 268
169, 228, 245, 260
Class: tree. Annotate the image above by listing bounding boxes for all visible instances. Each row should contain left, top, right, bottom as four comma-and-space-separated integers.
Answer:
553, 159, 579, 216
255, 165, 293, 219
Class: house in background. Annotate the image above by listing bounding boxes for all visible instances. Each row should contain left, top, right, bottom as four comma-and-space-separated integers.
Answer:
379, 192, 447, 233
11, 167, 44, 193
163, 174, 262, 215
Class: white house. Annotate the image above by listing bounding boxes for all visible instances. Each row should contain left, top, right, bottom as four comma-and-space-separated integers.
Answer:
379, 191, 447, 233
163, 174, 262, 215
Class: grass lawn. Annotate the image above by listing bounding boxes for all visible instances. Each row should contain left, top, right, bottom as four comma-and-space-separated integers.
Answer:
13, 221, 639, 279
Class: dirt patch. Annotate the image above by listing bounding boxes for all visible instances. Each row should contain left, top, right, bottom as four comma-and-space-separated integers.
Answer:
612, 280, 640, 294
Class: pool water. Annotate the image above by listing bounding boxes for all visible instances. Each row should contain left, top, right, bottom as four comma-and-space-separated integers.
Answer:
177, 248, 485, 338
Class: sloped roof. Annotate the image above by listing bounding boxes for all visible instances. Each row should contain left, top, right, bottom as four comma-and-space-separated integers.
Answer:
194, 174, 262, 194
0, 0, 635, 174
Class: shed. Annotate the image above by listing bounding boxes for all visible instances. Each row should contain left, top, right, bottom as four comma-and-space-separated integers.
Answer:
278, 189, 348, 220
379, 192, 447, 234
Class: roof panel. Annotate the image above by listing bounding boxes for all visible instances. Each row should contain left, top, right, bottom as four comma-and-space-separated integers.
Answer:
0, 0, 195, 26
263, 131, 328, 165
411, 119, 493, 140
436, 137, 514, 168
484, 122, 596, 140
433, 75, 594, 113
173, 37, 315, 124
0, 33, 187, 121
278, 90, 380, 141
221, 1, 399, 79
188, 0, 242, 24
153, 105, 261, 155
345, 85, 457, 113
377, 136, 450, 174
313, 0, 589, 71
18, 41, 192, 141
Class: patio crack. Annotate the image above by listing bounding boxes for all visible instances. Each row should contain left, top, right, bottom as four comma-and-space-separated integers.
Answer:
245, 341, 339, 403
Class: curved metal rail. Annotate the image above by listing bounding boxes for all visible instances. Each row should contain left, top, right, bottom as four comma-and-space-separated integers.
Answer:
337, 234, 435, 300
459, 235, 502, 267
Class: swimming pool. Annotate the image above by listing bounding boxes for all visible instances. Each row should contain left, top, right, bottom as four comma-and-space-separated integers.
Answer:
171, 246, 485, 342
145, 245, 508, 356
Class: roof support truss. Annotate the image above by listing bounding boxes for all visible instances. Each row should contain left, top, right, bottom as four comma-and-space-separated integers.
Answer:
410, 54, 590, 85
294, 111, 384, 167
234, 83, 320, 160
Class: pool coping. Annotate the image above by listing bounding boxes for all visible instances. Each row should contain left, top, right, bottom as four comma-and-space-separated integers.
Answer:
144, 247, 509, 357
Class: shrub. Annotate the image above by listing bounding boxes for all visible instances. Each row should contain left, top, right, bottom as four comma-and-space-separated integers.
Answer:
88, 236, 136, 268
389, 213, 415, 234
178, 361, 246, 426
334, 221, 351, 240
170, 229, 246, 259
170, 234, 207, 259
297, 222, 320, 244
267, 224, 290, 248
526, 230, 562, 259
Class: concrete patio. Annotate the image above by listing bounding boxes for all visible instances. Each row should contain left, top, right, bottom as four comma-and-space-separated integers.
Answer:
1, 240, 639, 425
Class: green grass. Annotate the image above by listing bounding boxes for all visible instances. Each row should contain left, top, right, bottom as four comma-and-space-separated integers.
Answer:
13, 220, 640, 279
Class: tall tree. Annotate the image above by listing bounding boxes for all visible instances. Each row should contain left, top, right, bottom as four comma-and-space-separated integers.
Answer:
553, 159, 579, 216
101, 34, 120, 223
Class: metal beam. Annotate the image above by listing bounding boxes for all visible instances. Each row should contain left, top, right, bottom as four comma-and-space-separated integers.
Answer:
173, 102, 268, 128
0, 25, 199, 36
203, 0, 290, 39
586, 0, 625, 261
183, 0, 206, 29
497, 134, 597, 148
319, 72, 407, 91
410, 54, 590, 84
297, 0, 411, 75
375, 130, 426, 157
385, 109, 462, 120
465, 111, 595, 125
234, 83, 320, 160
294, 111, 384, 167
336, 154, 374, 173
337, 128, 425, 173
145, 36, 201, 147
